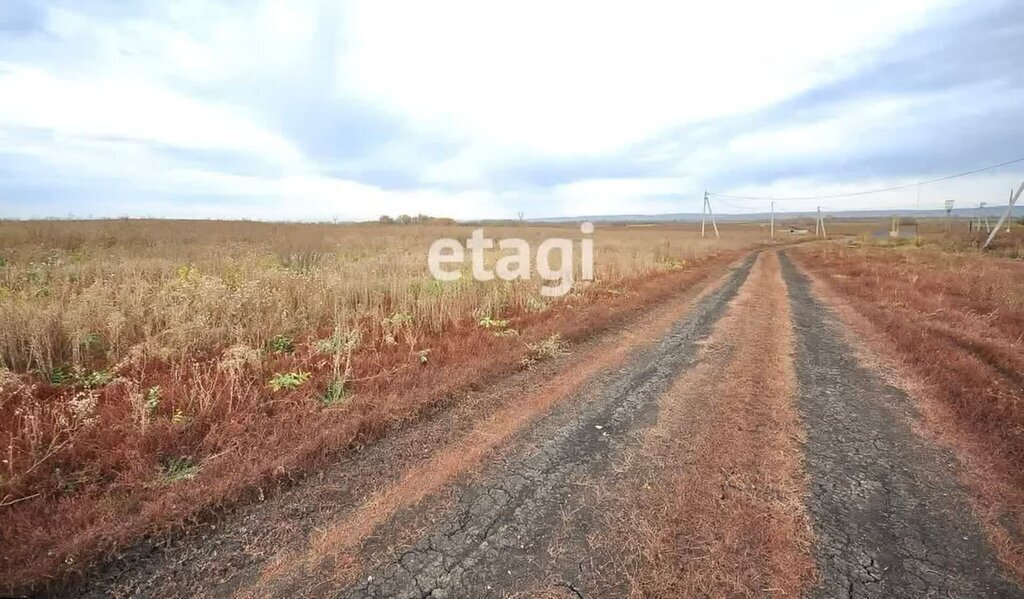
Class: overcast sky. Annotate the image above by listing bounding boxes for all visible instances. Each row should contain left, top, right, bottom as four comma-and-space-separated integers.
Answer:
1, 0, 1022, 220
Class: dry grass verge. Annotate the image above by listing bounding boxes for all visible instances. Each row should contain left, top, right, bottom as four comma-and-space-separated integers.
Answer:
594, 251, 815, 597
791, 243, 1024, 581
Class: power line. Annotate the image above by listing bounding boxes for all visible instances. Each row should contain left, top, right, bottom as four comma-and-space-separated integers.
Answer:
708, 155, 1024, 201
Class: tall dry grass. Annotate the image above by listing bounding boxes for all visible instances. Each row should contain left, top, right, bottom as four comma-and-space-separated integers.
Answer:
0, 219, 752, 373
0, 218, 765, 593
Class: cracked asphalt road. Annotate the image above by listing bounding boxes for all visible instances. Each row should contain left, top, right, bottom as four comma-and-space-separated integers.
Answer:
780, 251, 1020, 599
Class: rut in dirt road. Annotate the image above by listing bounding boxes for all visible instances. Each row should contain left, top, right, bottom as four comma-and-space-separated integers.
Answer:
779, 251, 1021, 599
252, 253, 759, 598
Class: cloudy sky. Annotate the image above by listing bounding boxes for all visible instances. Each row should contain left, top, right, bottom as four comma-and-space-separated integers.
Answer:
1, 0, 1022, 221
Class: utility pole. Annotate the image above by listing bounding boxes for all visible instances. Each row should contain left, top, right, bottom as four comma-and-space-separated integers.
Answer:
770, 200, 775, 239
984, 180, 1024, 249
701, 191, 719, 239
944, 200, 954, 235
1007, 189, 1014, 233
701, 191, 707, 238
815, 206, 827, 238
977, 202, 992, 233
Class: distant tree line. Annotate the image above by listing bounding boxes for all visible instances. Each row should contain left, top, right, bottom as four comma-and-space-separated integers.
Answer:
379, 214, 456, 225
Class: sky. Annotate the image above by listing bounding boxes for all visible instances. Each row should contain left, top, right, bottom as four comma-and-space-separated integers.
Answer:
1, 0, 1023, 221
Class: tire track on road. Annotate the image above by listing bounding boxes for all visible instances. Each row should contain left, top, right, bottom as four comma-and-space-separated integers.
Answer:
780, 251, 1021, 598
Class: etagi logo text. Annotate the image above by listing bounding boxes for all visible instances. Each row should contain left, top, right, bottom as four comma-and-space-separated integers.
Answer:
427, 223, 595, 297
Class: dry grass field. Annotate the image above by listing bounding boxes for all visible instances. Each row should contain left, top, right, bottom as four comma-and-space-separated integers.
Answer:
0, 218, 767, 590
4, 215, 1023, 595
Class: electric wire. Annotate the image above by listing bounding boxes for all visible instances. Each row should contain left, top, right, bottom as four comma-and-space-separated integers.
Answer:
708, 155, 1024, 201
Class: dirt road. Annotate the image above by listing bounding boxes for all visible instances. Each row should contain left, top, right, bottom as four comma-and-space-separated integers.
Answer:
70, 251, 1021, 598
780, 253, 1018, 598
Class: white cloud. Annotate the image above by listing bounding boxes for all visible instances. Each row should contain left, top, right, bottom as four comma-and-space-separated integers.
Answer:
339, 0, 952, 156
0, 64, 303, 163
2, 0, 1018, 221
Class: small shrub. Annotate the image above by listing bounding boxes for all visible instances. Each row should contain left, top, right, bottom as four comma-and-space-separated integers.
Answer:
660, 257, 686, 269
47, 365, 74, 385
161, 456, 199, 483
417, 348, 431, 364
144, 386, 161, 415
174, 263, 200, 285
320, 379, 349, 406
315, 329, 361, 356
171, 408, 188, 425
382, 312, 414, 345
43, 366, 112, 388
522, 334, 570, 367
267, 334, 295, 354
525, 297, 548, 313
80, 369, 112, 388
218, 344, 261, 373
315, 336, 340, 355
478, 315, 509, 329
383, 312, 413, 326
269, 371, 311, 391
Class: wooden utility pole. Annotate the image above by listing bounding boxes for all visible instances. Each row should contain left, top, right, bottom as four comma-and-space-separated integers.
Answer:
770, 200, 775, 239
815, 206, 827, 238
701, 191, 707, 238
944, 200, 954, 235
1007, 189, 1014, 233
701, 191, 719, 239
983, 180, 1024, 249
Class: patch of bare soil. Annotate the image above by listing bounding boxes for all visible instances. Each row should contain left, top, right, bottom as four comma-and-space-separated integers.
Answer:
587, 250, 816, 598
779, 251, 1020, 597
65, 255, 753, 598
